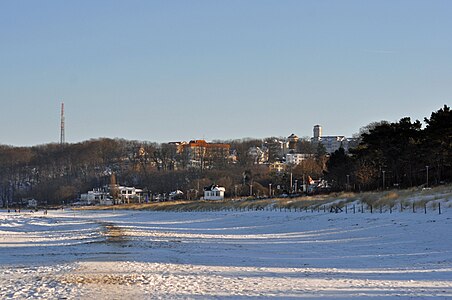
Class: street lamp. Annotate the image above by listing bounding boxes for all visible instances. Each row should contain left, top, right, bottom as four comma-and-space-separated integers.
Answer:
346, 174, 350, 191
268, 183, 272, 198
382, 170, 386, 190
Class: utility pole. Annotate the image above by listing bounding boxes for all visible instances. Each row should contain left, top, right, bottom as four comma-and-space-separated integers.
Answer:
426, 166, 429, 187
290, 171, 293, 193
196, 179, 199, 199
302, 174, 306, 195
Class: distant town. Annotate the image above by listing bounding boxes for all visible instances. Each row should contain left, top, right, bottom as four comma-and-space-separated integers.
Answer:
0, 105, 450, 208
76, 125, 356, 206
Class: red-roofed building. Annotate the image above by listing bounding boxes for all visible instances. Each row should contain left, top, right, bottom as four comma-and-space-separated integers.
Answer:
182, 140, 230, 169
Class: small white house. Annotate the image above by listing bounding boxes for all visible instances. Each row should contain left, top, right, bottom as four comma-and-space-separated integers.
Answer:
27, 199, 38, 208
169, 190, 184, 200
204, 185, 225, 201
80, 189, 110, 205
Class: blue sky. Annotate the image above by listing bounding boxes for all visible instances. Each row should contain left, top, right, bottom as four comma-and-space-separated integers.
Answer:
1, 1, 450, 146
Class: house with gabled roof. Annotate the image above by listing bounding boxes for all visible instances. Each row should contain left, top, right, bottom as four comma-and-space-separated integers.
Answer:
203, 184, 225, 200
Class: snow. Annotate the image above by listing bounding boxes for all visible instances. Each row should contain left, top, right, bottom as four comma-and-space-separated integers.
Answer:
0, 202, 451, 299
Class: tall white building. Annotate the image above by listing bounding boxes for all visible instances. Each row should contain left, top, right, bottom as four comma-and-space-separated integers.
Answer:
311, 125, 357, 154
313, 125, 322, 139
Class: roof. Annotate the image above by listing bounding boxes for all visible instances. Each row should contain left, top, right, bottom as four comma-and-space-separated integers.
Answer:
203, 184, 225, 192
183, 140, 230, 149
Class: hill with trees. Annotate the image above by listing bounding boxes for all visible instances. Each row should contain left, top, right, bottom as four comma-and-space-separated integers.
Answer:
0, 105, 450, 206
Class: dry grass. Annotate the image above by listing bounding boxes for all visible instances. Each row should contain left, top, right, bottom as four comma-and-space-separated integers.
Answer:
74, 184, 452, 212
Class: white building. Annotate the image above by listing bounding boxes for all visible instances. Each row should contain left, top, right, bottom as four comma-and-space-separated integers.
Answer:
264, 139, 290, 158
80, 189, 110, 205
311, 125, 357, 153
248, 146, 269, 164
204, 185, 225, 201
285, 153, 314, 165
27, 199, 38, 208
117, 186, 143, 204
169, 190, 184, 200
81, 185, 143, 205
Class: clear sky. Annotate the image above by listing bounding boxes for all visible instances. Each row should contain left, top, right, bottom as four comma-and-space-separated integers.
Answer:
1, 1, 450, 146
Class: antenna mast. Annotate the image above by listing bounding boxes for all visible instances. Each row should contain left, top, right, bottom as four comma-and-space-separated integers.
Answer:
60, 102, 65, 144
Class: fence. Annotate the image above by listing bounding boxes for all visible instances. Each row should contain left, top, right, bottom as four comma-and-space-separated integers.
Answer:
171, 202, 444, 215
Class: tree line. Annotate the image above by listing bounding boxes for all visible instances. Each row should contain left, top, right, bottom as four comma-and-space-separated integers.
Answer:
325, 105, 451, 191
0, 105, 450, 206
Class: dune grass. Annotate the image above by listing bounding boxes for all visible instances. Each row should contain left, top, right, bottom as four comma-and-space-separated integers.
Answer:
75, 184, 452, 212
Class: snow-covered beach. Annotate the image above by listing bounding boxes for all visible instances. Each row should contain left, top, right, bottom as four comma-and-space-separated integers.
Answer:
1, 205, 451, 299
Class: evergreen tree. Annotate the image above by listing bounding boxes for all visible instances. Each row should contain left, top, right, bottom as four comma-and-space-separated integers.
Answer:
423, 105, 452, 184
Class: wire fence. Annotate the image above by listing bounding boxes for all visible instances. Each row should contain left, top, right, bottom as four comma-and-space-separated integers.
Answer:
170, 202, 445, 215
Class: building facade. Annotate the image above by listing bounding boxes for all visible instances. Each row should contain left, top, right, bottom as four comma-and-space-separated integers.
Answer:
80, 189, 111, 205
80, 185, 143, 205
182, 140, 230, 169
203, 185, 225, 200
247, 146, 269, 164
287, 133, 299, 152
285, 153, 314, 165
311, 125, 357, 153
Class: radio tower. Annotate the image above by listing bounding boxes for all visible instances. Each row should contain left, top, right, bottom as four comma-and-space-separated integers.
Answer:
60, 102, 65, 144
